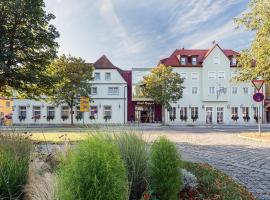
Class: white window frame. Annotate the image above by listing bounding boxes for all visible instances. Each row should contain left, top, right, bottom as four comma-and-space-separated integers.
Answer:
94, 72, 100, 81
19, 106, 27, 119
191, 57, 197, 65
47, 106, 55, 118
243, 87, 249, 94
91, 87, 97, 95
213, 56, 220, 64
108, 87, 119, 95
231, 107, 238, 117
61, 106, 69, 118
90, 106, 98, 119
232, 87, 237, 94
105, 72, 111, 81
217, 71, 225, 79
180, 57, 186, 65
33, 106, 41, 119
191, 87, 198, 95
191, 72, 199, 81
209, 87, 215, 95
208, 71, 216, 80
180, 72, 187, 80
103, 105, 112, 119
231, 57, 237, 65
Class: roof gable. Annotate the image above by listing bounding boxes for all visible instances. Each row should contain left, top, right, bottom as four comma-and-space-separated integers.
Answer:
159, 44, 239, 67
94, 55, 118, 69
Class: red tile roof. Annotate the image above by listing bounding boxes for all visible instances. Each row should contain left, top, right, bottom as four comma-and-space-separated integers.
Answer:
160, 44, 239, 67
93, 55, 119, 69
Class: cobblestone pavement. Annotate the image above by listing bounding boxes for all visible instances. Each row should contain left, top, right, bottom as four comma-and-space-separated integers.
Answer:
144, 131, 270, 200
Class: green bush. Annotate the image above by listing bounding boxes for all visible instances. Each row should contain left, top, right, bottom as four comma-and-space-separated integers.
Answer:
56, 136, 128, 200
149, 137, 182, 200
0, 133, 32, 199
114, 132, 149, 200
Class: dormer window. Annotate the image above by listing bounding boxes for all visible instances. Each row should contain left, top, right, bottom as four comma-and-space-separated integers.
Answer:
180, 57, 186, 65
231, 57, 237, 65
192, 57, 197, 65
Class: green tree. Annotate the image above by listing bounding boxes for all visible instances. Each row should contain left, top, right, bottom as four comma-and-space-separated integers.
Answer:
235, 0, 270, 82
142, 64, 184, 124
49, 55, 94, 125
0, 0, 59, 98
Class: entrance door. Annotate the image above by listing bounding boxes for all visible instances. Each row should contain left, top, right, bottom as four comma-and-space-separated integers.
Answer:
135, 105, 154, 123
217, 107, 224, 124
206, 107, 213, 124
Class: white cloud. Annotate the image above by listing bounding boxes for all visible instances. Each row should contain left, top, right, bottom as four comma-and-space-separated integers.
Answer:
169, 0, 242, 35
99, 0, 145, 54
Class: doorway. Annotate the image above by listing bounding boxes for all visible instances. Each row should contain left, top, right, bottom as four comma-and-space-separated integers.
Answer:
206, 107, 213, 124
135, 105, 154, 123
217, 107, 224, 124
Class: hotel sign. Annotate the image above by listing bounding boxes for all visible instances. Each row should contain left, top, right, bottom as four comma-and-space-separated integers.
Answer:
136, 101, 154, 106
80, 96, 89, 112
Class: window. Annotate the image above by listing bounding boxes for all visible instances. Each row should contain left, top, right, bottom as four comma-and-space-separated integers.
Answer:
242, 107, 249, 121
108, 87, 119, 95
103, 106, 112, 120
169, 107, 176, 121
208, 71, 216, 80
94, 72, 100, 81
61, 106, 69, 118
180, 72, 187, 80
6, 101, 10, 108
243, 87, 249, 94
90, 106, 98, 119
232, 87, 238, 94
47, 106, 55, 118
191, 107, 198, 121
91, 87, 97, 95
218, 87, 227, 94
217, 71, 225, 79
231, 107, 238, 120
105, 72, 111, 81
180, 107, 187, 121
213, 56, 220, 64
192, 57, 197, 65
191, 72, 199, 81
191, 87, 198, 94
76, 106, 83, 120
231, 72, 237, 78
19, 106, 27, 119
253, 107, 259, 117
209, 87, 215, 95
231, 57, 237, 65
180, 57, 186, 65
33, 106, 41, 119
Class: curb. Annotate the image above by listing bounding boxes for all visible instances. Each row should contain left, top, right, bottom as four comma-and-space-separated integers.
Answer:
237, 134, 270, 143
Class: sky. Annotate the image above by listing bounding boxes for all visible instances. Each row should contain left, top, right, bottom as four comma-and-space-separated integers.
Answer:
44, 0, 253, 70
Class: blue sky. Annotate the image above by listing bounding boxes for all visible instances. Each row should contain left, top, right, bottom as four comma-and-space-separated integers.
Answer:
44, 0, 253, 70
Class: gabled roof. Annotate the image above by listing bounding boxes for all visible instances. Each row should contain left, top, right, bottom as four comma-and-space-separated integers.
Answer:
93, 55, 119, 70
159, 44, 239, 67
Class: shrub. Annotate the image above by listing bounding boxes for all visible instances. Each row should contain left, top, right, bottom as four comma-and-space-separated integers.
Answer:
114, 132, 149, 200
56, 136, 128, 200
0, 133, 32, 199
149, 137, 182, 200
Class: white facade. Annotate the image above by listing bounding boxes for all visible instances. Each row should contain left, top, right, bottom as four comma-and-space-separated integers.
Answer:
165, 45, 263, 124
13, 68, 128, 125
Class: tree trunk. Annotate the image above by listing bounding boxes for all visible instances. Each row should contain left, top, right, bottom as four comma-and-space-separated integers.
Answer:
161, 104, 166, 125
70, 106, 74, 125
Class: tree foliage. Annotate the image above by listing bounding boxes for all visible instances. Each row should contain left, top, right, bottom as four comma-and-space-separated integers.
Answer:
142, 64, 184, 123
142, 64, 184, 108
49, 55, 94, 125
0, 0, 59, 97
235, 0, 270, 82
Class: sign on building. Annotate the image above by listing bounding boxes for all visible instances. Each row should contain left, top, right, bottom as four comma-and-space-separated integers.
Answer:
80, 96, 89, 112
